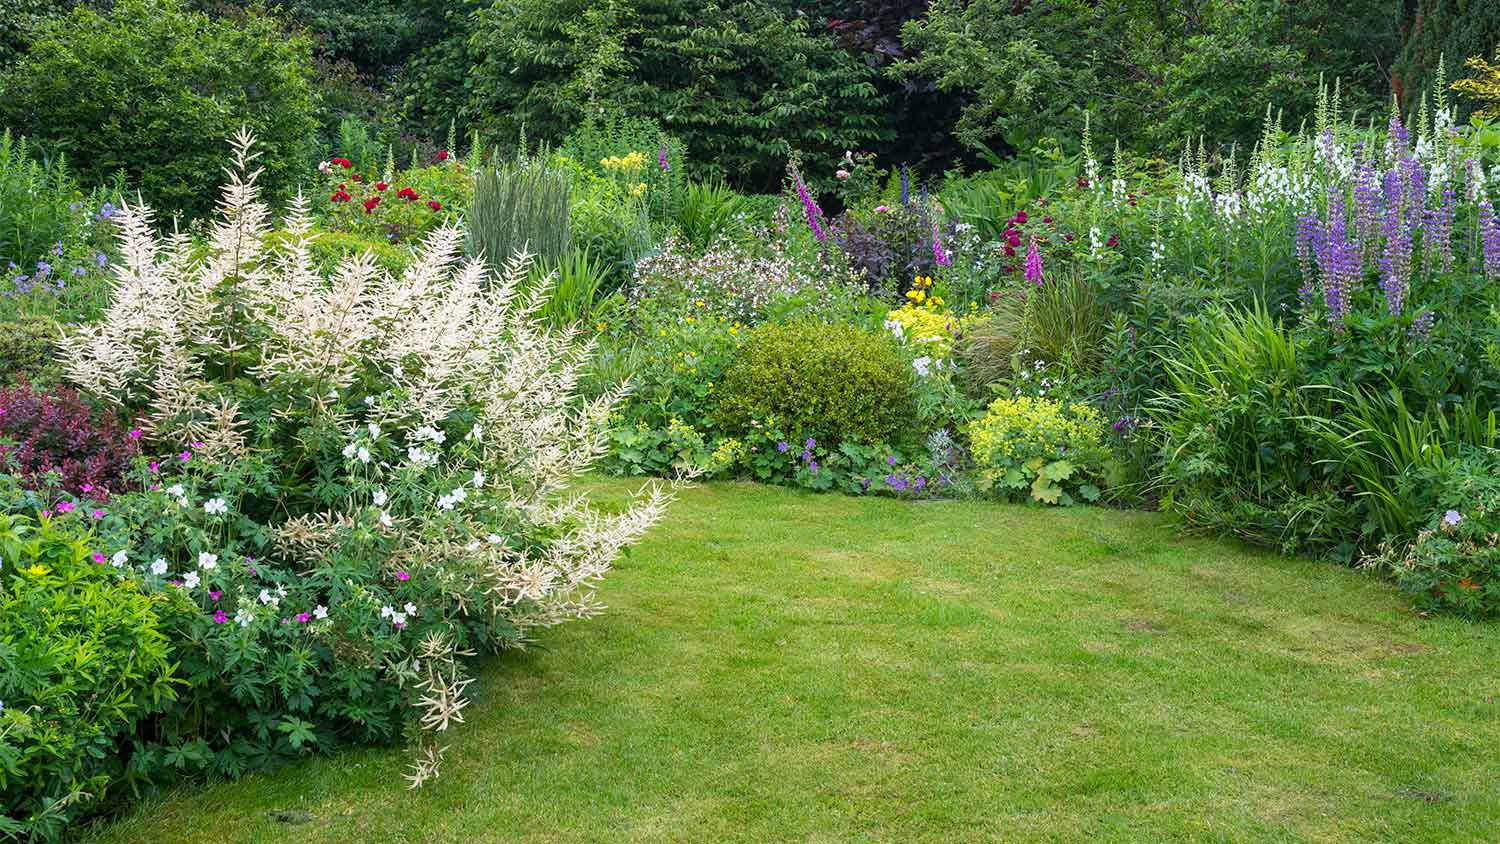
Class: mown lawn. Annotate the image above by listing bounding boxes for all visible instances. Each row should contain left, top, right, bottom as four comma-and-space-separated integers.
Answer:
86, 480, 1500, 843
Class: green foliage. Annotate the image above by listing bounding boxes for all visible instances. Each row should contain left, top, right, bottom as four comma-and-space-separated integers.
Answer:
717, 320, 915, 446
469, 0, 891, 191
0, 0, 318, 219
1374, 446, 1500, 619
675, 181, 754, 247
0, 511, 180, 843
0, 318, 64, 388
1396, 0, 1500, 119
1151, 307, 1351, 555
968, 395, 1109, 505
896, 0, 1395, 154
1453, 49, 1500, 121
465, 157, 572, 271
530, 249, 616, 328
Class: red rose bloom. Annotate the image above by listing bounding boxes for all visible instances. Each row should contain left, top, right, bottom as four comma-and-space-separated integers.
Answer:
376, 182, 388, 191
363, 196, 381, 214
331, 157, 352, 168
1013, 210, 1027, 224
352, 174, 362, 182
428, 200, 442, 211
436, 150, 449, 161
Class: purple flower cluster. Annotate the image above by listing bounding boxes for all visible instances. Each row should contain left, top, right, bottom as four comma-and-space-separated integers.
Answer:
1307, 185, 1361, 328
931, 222, 950, 268
1023, 238, 1043, 285
1480, 200, 1500, 282
791, 165, 827, 242
1422, 187, 1456, 273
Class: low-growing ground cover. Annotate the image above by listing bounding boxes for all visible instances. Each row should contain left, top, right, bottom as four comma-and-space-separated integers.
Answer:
87, 479, 1500, 843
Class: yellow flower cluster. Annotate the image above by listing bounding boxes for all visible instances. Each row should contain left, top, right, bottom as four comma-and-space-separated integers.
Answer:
601, 151, 647, 172
884, 302, 978, 357
969, 396, 1108, 463
904, 275, 944, 309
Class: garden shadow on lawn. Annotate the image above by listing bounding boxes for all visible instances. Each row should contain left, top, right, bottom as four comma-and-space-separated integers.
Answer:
86, 479, 1500, 844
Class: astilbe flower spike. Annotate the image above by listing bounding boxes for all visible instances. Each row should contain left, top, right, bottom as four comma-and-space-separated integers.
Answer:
60, 127, 675, 786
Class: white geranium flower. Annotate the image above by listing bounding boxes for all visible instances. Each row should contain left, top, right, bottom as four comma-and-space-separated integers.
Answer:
380, 605, 394, 618
183, 571, 200, 589
110, 549, 128, 568
403, 602, 417, 615
357, 446, 371, 464
342, 442, 358, 459
166, 483, 185, 497
150, 558, 169, 576
379, 510, 393, 528
472, 470, 485, 488
373, 489, 388, 506
203, 497, 228, 515
368, 422, 381, 438
198, 552, 218, 570
313, 605, 328, 620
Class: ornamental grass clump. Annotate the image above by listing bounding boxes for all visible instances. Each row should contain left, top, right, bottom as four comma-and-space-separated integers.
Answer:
57, 130, 671, 789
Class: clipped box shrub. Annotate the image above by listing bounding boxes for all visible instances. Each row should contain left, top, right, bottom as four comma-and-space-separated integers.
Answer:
716, 320, 915, 446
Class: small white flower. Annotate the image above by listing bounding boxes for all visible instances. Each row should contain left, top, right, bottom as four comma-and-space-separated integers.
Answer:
392, 612, 407, 626
110, 549, 128, 568
183, 571, 200, 589
912, 356, 932, 377
357, 447, 371, 464
198, 552, 218, 570
466, 422, 483, 442
166, 483, 185, 497
235, 608, 254, 627
313, 605, 329, 620
486, 533, 503, 544
150, 558, 168, 576
276, 584, 287, 598
403, 602, 417, 615
368, 422, 381, 438
465, 540, 481, 552
380, 605, 394, 618
373, 489, 388, 506
472, 470, 485, 488
342, 442, 358, 459
364, 395, 376, 405
203, 497, 228, 515
379, 510, 393, 528
259, 589, 273, 605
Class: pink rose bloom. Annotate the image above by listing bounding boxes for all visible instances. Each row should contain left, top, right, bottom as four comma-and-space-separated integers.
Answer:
835, 169, 850, 181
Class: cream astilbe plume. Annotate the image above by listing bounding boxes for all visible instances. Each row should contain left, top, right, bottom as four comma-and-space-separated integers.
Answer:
62, 130, 675, 785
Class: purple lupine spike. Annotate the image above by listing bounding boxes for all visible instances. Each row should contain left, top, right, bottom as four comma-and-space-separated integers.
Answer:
1479, 201, 1500, 282
1402, 157, 1428, 232
1408, 310, 1436, 342
1379, 196, 1412, 316
1388, 112, 1409, 157
1353, 160, 1382, 257
1313, 185, 1358, 330
900, 164, 910, 206
1421, 187, 1456, 274
1295, 212, 1322, 309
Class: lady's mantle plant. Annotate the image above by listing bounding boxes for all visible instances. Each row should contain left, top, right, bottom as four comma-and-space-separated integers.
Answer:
58, 130, 671, 785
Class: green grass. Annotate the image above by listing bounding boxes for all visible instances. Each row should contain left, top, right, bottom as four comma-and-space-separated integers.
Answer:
87, 480, 1500, 843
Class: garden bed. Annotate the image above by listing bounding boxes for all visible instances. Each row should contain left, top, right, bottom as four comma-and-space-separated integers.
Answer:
85, 479, 1500, 843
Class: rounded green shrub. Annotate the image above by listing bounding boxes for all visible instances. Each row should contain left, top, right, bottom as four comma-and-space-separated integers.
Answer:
716, 320, 915, 446
968, 395, 1110, 505
0, 0, 317, 219
0, 512, 181, 842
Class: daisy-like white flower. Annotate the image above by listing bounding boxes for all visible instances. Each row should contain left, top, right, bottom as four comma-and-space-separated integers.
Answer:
403, 602, 417, 615
110, 549, 128, 568
380, 605, 394, 618
373, 489, 388, 506
380, 510, 393, 528
150, 558, 169, 576
183, 571, 200, 589
198, 552, 218, 570
313, 605, 329, 620
203, 497, 228, 515
466, 422, 483, 442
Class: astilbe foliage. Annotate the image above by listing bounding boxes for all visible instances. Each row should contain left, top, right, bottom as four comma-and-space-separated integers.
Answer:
60, 129, 672, 785
0, 381, 140, 501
